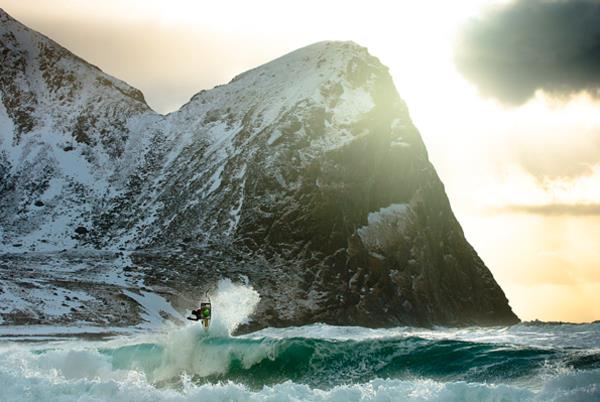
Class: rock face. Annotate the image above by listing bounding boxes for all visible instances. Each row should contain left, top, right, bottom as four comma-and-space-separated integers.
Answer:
0, 9, 519, 328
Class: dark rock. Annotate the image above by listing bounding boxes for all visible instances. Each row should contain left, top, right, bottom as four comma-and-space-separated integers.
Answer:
34, 200, 44, 207
74, 226, 88, 235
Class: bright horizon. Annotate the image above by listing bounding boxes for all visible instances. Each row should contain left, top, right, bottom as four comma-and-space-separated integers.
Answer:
3, 0, 599, 323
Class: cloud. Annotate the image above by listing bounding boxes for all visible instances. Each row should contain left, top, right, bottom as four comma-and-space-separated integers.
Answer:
515, 128, 600, 180
498, 203, 600, 216
455, 0, 600, 104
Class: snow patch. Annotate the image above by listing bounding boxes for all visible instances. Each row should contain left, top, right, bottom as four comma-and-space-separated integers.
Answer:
40, 177, 63, 201
122, 290, 182, 328
0, 279, 94, 318
332, 87, 374, 124
205, 164, 225, 196
391, 138, 411, 148
357, 203, 410, 252
267, 130, 282, 145
364, 203, 408, 226
0, 94, 15, 151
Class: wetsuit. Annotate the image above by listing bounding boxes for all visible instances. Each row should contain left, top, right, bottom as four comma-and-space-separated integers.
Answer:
187, 309, 202, 321
188, 305, 211, 322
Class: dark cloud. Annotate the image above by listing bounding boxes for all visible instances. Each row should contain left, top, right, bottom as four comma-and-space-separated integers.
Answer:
455, 0, 600, 104
498, 203, 600, 216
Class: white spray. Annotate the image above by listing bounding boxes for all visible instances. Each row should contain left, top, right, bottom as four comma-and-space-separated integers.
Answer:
148, 278, 262, 381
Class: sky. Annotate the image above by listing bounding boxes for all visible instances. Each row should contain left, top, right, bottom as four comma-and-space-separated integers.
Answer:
2, 0, 599, 323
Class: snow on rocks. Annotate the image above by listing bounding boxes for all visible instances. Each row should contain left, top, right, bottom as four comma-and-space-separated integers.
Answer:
357, 203, 411, 252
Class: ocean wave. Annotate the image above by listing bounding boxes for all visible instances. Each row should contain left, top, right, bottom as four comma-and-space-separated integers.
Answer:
249, 321, 600, 350
2, 325, 599, 390
1, 281, 599, 400
0, 353, 598, 402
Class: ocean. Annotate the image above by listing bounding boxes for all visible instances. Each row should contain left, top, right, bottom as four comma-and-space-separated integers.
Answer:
0, 282, 598, 401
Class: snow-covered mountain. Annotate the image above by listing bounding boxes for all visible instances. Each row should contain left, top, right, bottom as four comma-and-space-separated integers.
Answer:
0, 9, 163, 250
0, 9, 518, 330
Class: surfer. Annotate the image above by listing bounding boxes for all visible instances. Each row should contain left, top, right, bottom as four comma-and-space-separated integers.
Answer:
187, 295, 211, 329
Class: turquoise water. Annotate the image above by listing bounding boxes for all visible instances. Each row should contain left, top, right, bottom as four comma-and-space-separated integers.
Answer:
0, 281, 598, 401
1, 322, 599, 401
104, 330, 583, 388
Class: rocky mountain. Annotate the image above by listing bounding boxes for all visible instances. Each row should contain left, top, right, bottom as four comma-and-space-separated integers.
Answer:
0, 9, 519, 331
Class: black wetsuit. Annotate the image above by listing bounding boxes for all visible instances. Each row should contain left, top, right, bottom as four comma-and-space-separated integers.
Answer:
187, 309, 202, 321
188, 303, 211, 322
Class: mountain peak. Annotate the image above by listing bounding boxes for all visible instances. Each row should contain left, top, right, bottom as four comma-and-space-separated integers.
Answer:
223, 40, 379, 93
176, 39, 393, 144
0, 13, 518, 329
0, 8, 11, 22
260, 40, 372, 69
227, 40, 371, 80
0, 10, 151, 139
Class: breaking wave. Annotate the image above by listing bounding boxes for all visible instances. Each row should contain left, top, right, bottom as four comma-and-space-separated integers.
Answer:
1, 280, 599, 401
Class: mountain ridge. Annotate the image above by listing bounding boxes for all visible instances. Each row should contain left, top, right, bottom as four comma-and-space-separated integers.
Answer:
0, 9, 519, 329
